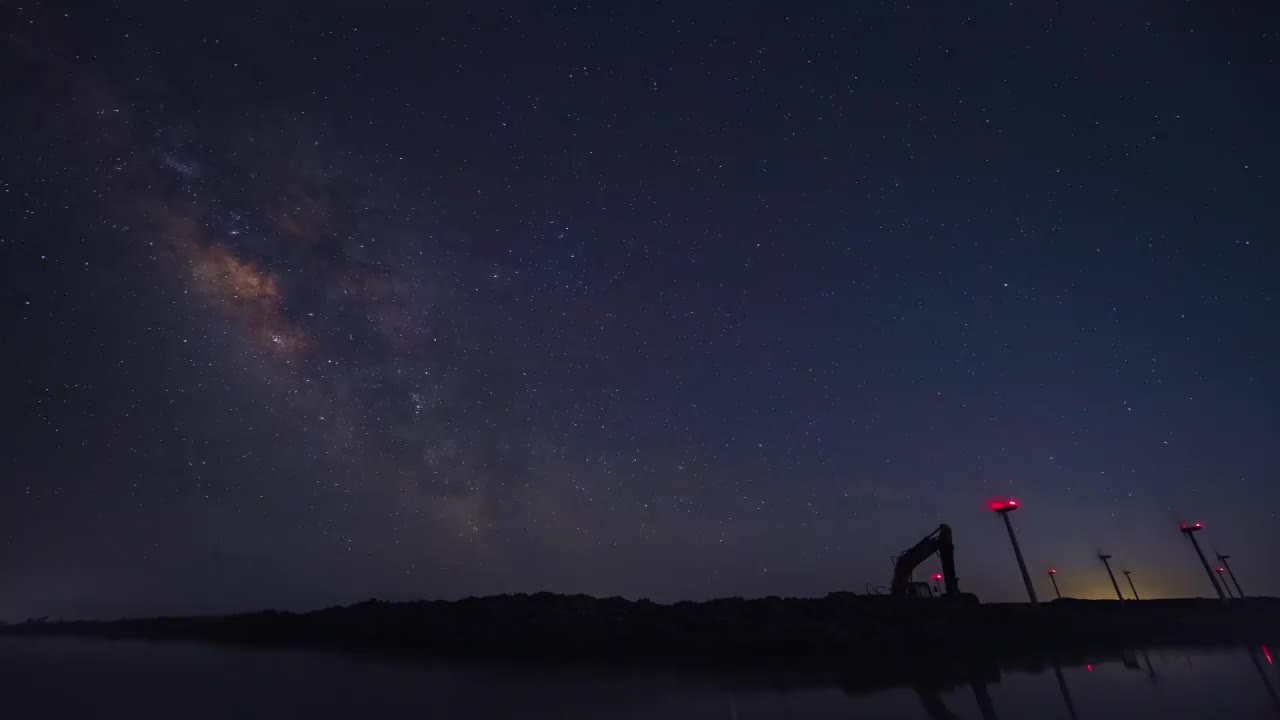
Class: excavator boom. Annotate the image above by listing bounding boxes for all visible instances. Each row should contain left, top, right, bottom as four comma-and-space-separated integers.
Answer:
890, 524, 962, 597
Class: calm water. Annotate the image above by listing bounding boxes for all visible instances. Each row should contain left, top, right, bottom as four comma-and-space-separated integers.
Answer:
2, 636, 1278, 718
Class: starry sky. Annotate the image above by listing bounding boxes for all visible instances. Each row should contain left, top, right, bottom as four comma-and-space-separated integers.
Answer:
2, 2, 1277, 620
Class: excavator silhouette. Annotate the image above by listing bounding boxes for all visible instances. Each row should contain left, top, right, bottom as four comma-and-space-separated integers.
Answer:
890, 524, 976, 602
891, 525, 993, 718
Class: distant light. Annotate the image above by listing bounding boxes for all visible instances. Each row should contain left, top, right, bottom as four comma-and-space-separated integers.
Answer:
988, 498, 1020, 511
1086, 664, 1093, 672
1264, 646, 1273, 665
1217, 568, 1226, 573
1049, 568, 1057, 574
932, 573, 944, 580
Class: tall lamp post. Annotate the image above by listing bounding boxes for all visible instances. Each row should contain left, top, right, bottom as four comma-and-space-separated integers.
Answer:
1217, 568, 1235, 599
1123, 570, 1140, 601
1048, 568, 1062, 600
1180, 522, 1226, 601
1217, 553, 1245, 598
1098, 552, 1125, 602
991, 499, 1038, 606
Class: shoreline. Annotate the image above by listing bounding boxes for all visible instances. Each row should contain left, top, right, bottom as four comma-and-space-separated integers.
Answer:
4, 593, 1277, 680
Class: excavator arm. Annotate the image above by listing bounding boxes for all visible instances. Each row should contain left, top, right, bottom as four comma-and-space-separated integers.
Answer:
890, 524, 961, 597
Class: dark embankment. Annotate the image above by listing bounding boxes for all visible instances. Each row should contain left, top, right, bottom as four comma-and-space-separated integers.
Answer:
3, 593, 1277, 689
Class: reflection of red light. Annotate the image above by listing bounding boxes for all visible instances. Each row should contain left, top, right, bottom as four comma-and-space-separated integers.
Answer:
1086, 664, 1093, 671
1264, 646, 1273, 665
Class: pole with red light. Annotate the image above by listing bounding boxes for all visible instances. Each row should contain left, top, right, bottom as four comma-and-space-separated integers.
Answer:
1217, 568, 1235, 599
1098, 552, 1125, 602
931, 573, 943, 596
1180, 522, 1226, 602
1048, 568, 1062, 600
991, 499, 1039, 606
1217, 553, 1245, 598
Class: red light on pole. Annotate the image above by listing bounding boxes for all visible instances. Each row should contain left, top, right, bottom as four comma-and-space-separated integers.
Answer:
990, 498, 1038, 605
1047, 568, 1062, 599
1215, 568, 1236, 599
1217, 553, 1245, 598
1180, 521, 1226, 602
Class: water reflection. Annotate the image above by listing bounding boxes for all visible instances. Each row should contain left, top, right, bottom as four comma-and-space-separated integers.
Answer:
1052, 662, 1079, 720
1249, 645, 1280, 713
914, 680, 998, 720
1, 637, 1278, 718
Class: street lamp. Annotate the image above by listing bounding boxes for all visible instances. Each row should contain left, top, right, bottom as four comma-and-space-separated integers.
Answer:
1217, 568, 1235, 599
1048, 568, 1062, 600
1217, 553, 1246, 598
990, 499, 1038, 605
1180, 522, 1226, 601
1098, 552, 1125, 602
1123, 570, 1140, 601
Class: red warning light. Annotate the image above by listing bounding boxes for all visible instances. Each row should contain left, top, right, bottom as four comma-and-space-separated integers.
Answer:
988, 498, 1020, 511
1217, 568, 1226, 573
932, 573, 944, 580
1264, 646, 1273, 665
1086, 664, 1093, 672
1048, 568, 1057, 574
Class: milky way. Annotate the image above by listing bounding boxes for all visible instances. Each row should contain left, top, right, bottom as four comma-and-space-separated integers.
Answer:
2, 3, 1277, 618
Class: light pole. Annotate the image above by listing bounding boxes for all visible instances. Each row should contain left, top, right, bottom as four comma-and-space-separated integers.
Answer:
931, 573, 943, 596
1217, 568, 1235, 599
1048, 568, 1062, 599
1180, 522, 1226, 601
1123, 570, 1140, 601
991, 499, 1038, 606
1098, 552, 1125, 602
1217, 553, 1245, 598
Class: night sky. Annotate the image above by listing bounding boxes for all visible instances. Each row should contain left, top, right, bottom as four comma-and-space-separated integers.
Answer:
2, 2, 1277, 620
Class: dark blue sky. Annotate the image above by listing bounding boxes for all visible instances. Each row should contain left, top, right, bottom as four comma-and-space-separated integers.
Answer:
2, 1, 1276, 619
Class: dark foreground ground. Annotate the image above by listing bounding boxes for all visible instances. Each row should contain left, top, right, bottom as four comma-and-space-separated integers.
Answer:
3, 593, 1277, 692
